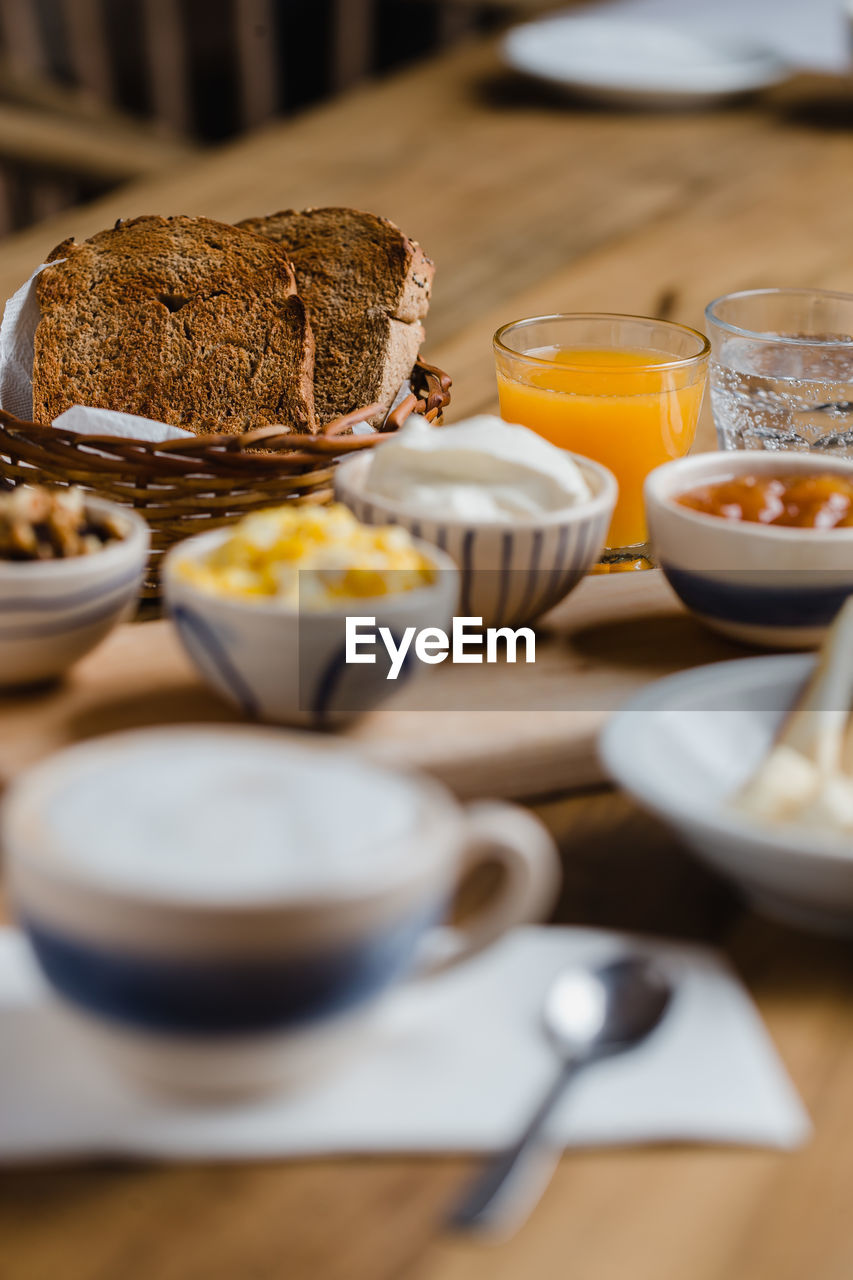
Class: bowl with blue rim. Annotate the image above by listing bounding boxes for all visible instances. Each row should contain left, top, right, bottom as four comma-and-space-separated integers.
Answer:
644, 450, 853, 649
0, 493, 149, 686
162, 522, 459, 726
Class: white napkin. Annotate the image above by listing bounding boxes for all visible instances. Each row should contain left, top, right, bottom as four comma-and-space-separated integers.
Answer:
0, 925, 809, 1162
0, 262, 53, 422
0, 261, 190, 445
52, 406, 192, 443
0, 263, 191, 442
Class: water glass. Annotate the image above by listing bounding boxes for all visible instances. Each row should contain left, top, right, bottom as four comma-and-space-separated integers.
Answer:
705, 288, 853, 456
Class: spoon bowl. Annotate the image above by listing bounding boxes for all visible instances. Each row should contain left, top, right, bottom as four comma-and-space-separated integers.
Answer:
450, 952, 674, 1234
545, 956, 673, 1058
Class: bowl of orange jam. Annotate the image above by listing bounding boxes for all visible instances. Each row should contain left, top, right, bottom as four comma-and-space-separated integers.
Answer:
645, 451, 853, 649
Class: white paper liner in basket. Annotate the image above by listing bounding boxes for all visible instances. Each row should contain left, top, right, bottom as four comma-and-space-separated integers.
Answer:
0, 264, 407, 444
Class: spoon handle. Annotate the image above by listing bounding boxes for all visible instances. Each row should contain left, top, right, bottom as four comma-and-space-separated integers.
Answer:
448, 1059, 579, 1233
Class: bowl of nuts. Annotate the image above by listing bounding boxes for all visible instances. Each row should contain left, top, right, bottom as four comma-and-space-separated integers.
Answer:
0, 485, 149, 687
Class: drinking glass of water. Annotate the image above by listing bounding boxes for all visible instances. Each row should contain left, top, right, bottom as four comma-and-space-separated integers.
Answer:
705, 288, 853, 457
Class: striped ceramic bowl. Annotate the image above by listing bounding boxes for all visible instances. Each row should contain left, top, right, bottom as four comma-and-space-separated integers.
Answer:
645, 451, 853, 649
334, 451, 617, 628
0, 495, 149, 686
163, 530, 459, 725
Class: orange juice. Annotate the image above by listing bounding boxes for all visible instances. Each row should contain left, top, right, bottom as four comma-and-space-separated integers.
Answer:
497, 347, 705, 549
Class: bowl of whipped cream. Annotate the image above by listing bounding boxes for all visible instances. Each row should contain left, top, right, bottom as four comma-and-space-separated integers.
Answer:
334, 415, 617, 628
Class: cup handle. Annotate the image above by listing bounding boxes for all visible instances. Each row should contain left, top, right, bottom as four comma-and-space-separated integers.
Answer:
415, 801, 561, 977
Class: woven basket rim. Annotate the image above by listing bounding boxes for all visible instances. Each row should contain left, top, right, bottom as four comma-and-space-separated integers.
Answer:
0, 357, 451, 597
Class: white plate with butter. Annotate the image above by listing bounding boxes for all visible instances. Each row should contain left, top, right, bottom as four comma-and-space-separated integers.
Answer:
601, 652, 853, 935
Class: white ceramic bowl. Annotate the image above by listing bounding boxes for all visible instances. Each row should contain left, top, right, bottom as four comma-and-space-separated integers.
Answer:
334, 450, 616, 628
645, 450, 853, 649
601, 652, 853, 934
0, 496, 149, 687
162, 528, 459, 725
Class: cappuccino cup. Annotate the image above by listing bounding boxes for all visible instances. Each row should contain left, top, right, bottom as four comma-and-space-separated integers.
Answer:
3, 726, 560, 1095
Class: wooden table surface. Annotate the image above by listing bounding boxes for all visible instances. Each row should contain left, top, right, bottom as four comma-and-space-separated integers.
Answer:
4, 34, 853, 1280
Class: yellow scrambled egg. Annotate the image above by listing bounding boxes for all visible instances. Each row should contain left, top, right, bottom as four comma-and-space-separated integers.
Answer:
180, 503, 434, 606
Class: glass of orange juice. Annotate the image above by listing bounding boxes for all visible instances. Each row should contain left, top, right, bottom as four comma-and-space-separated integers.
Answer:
494, 314, 710, 563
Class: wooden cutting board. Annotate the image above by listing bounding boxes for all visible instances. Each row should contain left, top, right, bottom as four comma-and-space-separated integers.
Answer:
0, 571, 749, 802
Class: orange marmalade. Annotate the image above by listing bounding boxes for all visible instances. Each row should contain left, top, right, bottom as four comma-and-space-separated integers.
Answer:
676, 473, 853, 530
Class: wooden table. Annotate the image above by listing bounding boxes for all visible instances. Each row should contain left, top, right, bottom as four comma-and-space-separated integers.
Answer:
4, 36, 853, 1280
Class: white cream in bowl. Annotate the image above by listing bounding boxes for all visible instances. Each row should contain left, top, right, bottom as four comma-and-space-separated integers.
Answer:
362, 415, 592, 521
335, 417, 616, 629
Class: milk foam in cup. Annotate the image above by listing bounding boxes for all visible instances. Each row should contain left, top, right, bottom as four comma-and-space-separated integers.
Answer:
39, 736, 425, 901
4, 726, 560, 1095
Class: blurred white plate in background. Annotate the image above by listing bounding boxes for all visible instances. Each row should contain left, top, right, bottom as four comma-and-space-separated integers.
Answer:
502, 16, 790, 108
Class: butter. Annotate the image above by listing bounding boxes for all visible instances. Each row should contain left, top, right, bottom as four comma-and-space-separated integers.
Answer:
736, 744, 821, 823
736, 741, 853, 836
362, 414, 592, 521
734, 599, 853, 840
800, 775, 853, 834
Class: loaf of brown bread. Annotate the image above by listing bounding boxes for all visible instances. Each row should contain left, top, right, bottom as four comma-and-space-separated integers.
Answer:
32, 214, 316, 434
238, 208, 433, 428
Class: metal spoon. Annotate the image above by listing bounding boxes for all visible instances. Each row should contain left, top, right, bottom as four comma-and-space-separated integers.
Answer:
448, 954, 674, 1235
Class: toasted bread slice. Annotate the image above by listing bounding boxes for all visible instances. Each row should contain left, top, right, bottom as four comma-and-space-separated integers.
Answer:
238, 207, 433, 428
33, 214, 316, 435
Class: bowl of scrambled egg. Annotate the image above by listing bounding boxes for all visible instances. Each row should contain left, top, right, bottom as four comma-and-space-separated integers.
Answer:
162, 504, 459, 725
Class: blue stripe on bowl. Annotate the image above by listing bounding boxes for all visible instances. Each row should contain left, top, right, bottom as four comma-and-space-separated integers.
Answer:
510, 529, 544, 626
553, 521, 587, 596
662, 565, 853, 629
528, 522, 573, 619
24, 898, 444, 1037
459, 529, 476, 615
549, 515, 601, 606
170, 603, 260, 718
0, 581, 138, 641
536, 529, 571, 620
493, 531, 514, 627
310, 628, 418, 719
546, 524, 570, 602
0, 562, 142, 613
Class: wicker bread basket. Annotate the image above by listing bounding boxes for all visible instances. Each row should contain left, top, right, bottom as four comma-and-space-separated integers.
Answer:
0, 358, 451, 597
